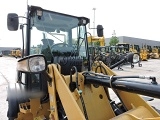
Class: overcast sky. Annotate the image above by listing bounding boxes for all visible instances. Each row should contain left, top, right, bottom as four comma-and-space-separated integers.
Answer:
0, 0, 160, 47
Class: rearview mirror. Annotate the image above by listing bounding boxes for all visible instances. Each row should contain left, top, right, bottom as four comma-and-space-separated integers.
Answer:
7, 13, 19, 31
17, 54, 47, 73
97, 25, 103, 37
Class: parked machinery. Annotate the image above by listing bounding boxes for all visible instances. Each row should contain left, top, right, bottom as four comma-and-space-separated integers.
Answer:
129, 44, 139, 53
0, 51, 3, 57
139, 44, 148, 61
147, 45, 152, 59
92, 46, 118, 67
89, 45, 130, 69
87, 36, 105, 47
116, 43, 142, 67
10, 48, 22, 58
156, 46, 160, 57
150, 46, 160, 59
7, 5, 160, 120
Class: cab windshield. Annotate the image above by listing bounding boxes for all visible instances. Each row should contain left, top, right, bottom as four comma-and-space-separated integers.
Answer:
30, 9, 87, 62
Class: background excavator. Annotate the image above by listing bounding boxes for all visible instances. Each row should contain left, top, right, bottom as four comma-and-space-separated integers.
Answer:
7, 5, 160, 120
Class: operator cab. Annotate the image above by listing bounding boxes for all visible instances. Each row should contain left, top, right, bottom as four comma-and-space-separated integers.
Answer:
28, 7, 91, 75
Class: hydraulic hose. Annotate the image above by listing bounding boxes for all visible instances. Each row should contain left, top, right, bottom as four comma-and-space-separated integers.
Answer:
83, 72, 160, 99
70, 66, 89, 120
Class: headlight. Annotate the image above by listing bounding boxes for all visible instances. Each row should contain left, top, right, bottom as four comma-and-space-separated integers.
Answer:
29, 56, 46, 72
126, 53, 140, 63
133, 53, 140, 63
17, 54, 47, 73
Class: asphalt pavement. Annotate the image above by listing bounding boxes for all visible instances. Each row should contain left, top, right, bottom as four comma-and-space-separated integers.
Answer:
0, 56, 18, 120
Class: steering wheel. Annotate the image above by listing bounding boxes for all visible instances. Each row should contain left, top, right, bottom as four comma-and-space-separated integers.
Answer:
51, 43, 69, 51
51, 43, 75, 56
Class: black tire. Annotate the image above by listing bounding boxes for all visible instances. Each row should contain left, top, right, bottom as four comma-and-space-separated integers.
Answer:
7, 98, 19, 119
8, 117, 16, 120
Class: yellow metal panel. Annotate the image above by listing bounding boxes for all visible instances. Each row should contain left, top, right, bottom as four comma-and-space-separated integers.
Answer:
110, 106, 160, 120
50, 64, 86, 120
116, 91, 160, 117
64, 73, 116, 120
48, 64, 59, 120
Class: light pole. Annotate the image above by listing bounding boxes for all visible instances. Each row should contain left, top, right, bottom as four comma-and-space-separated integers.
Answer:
112, 30, 116, 37
93, 8, 96, 36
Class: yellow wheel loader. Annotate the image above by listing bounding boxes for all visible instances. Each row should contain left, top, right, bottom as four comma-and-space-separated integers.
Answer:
87, 36, 105, 47
150, 46, 160, 59
146, 45, 152, 59
135, 44, 148, 61
7, 5, 160, 120
140, 49, 148, 61
10, 49, 22, 58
